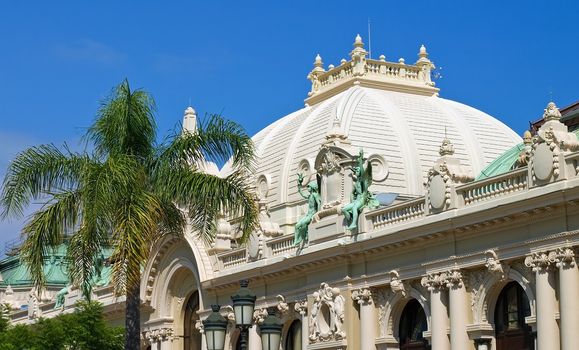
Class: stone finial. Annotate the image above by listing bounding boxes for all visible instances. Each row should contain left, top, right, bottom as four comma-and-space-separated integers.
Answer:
340, 58, 347, 65
354, 34, 364, 48
314, 54, 323, 68
523, 130, 533, 145
379, 54, 386, 62
439, 137, 455, 156
398, 58, 405, 64
183, 106, 197, 133
543, 101, 562, 121
419, 44, 428, 58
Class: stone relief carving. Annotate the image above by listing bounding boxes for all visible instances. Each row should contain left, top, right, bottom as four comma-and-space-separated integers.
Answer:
467, 270, 487, 322
143, 328, 174, 343
351, 288, 372, 305
420, 273, 447, 292
484, 249, 509, 280
373, 287, 393, 338
277, 294, 289, 314
389, 270, 407, 298
253, 307, 269, 325
548, 247, 576, 268
309, 283, 346, 342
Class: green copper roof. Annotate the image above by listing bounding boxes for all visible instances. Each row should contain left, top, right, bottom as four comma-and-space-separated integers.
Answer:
0, 244, 112, 288
476, 129, 579, 180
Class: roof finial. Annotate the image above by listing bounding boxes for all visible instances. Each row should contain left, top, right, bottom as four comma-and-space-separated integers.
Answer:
354, 34, 364, 48
419, 44, 428, 58
183, 106, 197, 133
439, 135, 455, 156
543, 101, 562, 122
314, 53, 323, 68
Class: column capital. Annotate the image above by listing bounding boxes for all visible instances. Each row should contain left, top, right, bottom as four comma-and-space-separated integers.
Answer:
294, 300, 308, 316
421, 272, 447, 292
351, 288, 373, 305
548, 247, 576, 269
444, 269, 464, 289
525, 252, 553, 273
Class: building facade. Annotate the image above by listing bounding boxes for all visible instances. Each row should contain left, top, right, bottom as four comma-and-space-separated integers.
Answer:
2, 35, 579, 350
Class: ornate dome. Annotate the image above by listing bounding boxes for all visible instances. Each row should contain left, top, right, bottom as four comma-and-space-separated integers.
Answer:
222, 36, 522, 208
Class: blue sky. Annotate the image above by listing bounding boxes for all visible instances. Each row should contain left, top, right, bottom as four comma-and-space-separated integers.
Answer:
1, 0, 578, 250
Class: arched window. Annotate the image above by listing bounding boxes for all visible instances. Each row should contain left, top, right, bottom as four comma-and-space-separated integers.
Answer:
184, 291, 202, 350
494, 281, 534, 350
399, 299, 429, 350
285, 319, 302, 350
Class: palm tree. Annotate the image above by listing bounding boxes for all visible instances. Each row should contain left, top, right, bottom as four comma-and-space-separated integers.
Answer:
1, 80, 259, 350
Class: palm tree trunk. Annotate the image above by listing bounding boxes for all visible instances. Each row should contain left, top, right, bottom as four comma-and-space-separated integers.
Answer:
125, 282, 141, 350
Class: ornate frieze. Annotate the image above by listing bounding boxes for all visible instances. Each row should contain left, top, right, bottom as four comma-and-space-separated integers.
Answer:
351, 288, 372, 305
309, 282, 346, 342
548, 247, 576, 269
525, 252, 552, 273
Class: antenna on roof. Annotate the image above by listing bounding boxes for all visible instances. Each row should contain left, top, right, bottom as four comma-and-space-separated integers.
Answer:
367, 18, 372, 59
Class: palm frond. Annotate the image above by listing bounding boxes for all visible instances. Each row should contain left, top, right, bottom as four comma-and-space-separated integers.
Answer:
20, 190, 82, 289
86, 79, 157, 160
1, 144, 91, 219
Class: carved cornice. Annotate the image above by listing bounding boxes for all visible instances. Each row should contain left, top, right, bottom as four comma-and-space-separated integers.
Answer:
351, 288, 372, 305
548, 247, 576, 269
524, 252, 552, 273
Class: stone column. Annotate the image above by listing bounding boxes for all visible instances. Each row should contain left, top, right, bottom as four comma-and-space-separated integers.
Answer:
445, 270, 472, 350
549, 247, 579, 350
525, 253, 560, 350
422, 274, 450, 350
248, 325, 261, 350
352, 288, 376, 350
295, 301, 309, 350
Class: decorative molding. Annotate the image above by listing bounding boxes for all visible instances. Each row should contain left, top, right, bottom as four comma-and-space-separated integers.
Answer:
309, 283, 346, 342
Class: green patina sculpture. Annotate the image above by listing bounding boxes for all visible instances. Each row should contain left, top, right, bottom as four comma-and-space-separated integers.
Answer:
294, 173, 321, 247
54, 286, 69, 309
342, 149, 378, 230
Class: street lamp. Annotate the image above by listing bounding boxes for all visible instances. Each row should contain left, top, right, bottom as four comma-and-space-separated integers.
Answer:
231, 279, 256, 350
203, 305, 228, 350
259, 307, 283, 350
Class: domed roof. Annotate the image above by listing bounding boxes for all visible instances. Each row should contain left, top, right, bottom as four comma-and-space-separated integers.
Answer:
222, 36, 522, 207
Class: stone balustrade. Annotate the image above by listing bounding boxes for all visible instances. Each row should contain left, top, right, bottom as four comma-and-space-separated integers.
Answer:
456, 167, 528, 206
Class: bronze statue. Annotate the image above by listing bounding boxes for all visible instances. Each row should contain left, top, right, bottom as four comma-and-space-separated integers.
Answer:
342, 149, 378, 230
294, 173, 321, 247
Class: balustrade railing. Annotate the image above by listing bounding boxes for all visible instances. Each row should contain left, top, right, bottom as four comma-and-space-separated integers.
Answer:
368, 197, 426, 229
457, 167, 528, 206
266, 235, 296, 257
218, 249, 247, 269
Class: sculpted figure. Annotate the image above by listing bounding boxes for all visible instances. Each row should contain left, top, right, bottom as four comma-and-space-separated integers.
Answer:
342, 149, 379, 230
294, 173, 321, 247
54, 286, 69, 310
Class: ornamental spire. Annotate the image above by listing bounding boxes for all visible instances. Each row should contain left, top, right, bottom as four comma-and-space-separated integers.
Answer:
183, 106, 197, 133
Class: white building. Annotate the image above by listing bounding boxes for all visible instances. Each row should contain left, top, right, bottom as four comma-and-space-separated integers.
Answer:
2, 35, 578, 350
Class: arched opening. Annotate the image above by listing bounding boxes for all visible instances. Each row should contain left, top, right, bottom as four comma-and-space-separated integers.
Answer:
184, 291, 202, 350
494, 281, 534, 350
285, 319, 302, 350
399, 299, 429, 350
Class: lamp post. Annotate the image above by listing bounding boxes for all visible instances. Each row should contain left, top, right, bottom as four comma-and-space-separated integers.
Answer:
231, 280, 256, 350
259, 307, 283, 350
203, 305, 228, 350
